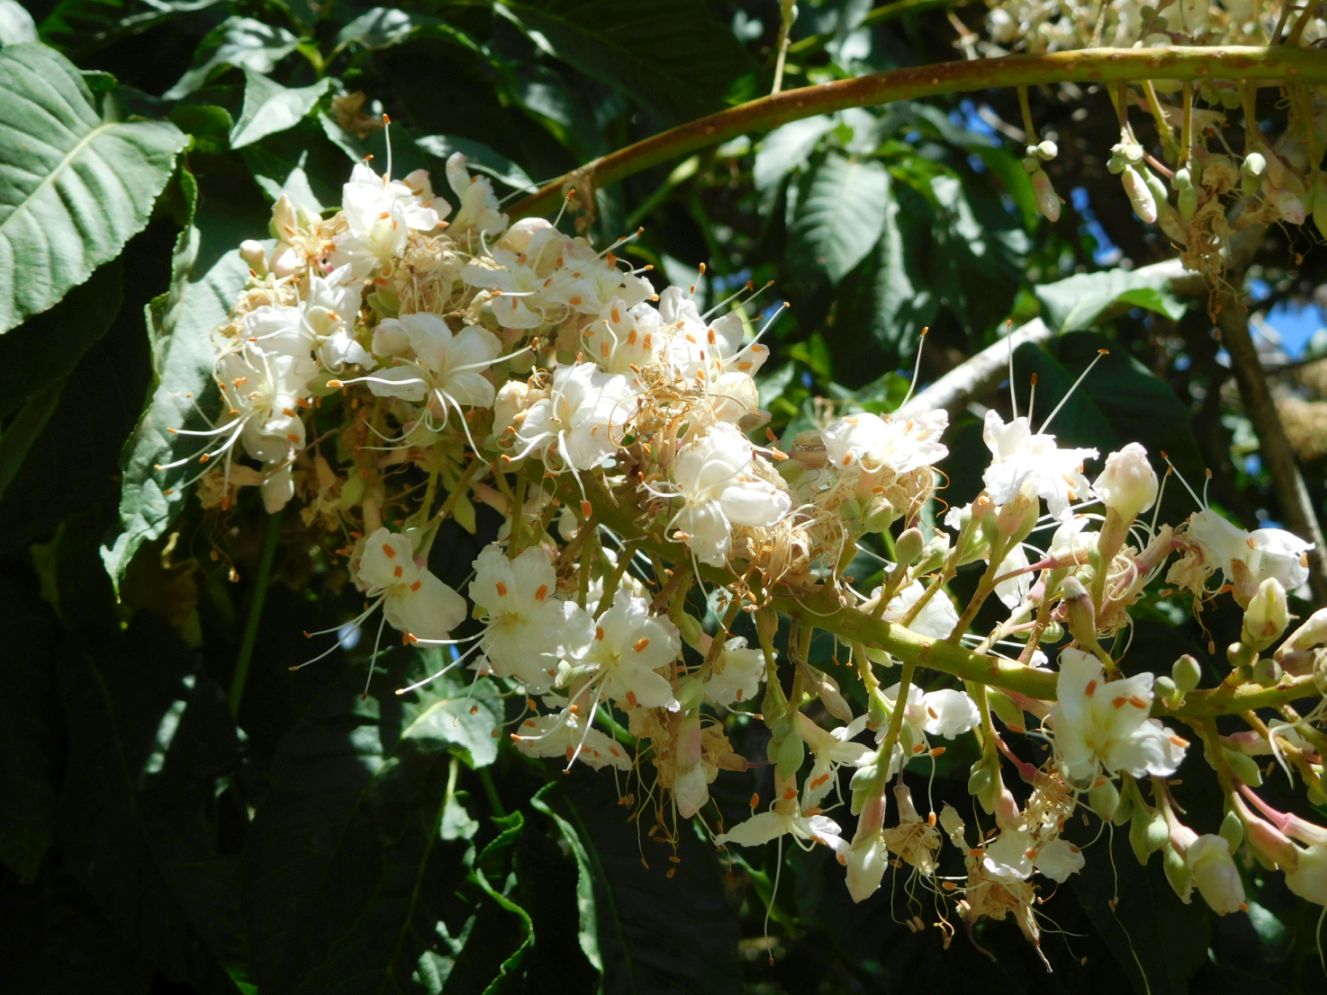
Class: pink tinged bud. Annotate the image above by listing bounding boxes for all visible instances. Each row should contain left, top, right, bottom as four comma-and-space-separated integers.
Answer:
1186, 834, 1245, 915
1241, 578, 1289, 651
1060, 575, 1098, 647
1093, 443, 1158, 523
1031, 168, 1061, 222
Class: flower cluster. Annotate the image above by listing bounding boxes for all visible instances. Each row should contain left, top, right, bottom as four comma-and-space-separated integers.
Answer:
173, 147, 1327, 961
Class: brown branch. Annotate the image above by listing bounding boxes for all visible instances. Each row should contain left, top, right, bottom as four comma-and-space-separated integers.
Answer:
509, 46, 1327, 219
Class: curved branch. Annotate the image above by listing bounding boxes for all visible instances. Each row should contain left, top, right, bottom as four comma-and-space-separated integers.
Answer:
509, 46, 1327, 218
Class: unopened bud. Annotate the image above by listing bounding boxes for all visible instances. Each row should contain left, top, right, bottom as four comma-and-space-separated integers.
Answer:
1250, 657, 1282, 688
1219, 810, 1245, 852
1060, 575, 1099, 648
1035, 139, 1058, 161
1123, 166, 1158, 224
1088, 778, 1120, 821
1243, 578, 1289, 651
1241, 151, 1267, 179
1187, 834, 1245, 914
1031, 167, 1062, 223
1130, 807, 1170, 864
1172, 654, 1202, 696
1153, 675, 1178, 705
1223, 747, 1263, 787
1164, 843, 1193, 899
239, 239, 267, 272
894, 527, 924, 568
1285, 844, 1327, 905
774, 732, 805, 781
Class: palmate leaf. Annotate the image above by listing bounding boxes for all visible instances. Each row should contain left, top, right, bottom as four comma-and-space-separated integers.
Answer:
496, 0, 756, 123
242, 665, 505, 994
0, 43, 186, 333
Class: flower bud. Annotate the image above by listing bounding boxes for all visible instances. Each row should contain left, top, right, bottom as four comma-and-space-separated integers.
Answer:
1285, 844, 1327, 905
1031, 167, 1062, 223
1172, 654, 1202, 696
1035, 139, 1058, 161
1130, 807, 1170, 864
1088, 778, 1120, 821
1219, 810, 1245, 852
239, 239, 268, 273
1222, 747, 1263, 787
1060, 575, 1099, 648
1242, 577, 1289, 651
1186, 834, 1245, 915
774, 732, 805, 781
1250, 657, 1282, 688
1123, 166, 1158, 224
1164, 843, 1192, 898
894, 527, 924, 568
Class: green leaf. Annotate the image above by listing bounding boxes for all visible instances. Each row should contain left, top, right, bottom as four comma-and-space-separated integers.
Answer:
788, 153, 889, 286
165, 16, 298, 99
334, 7, 481, 54
243, 666, 505, 994
0, 260, 123, 420
57, 618, 243, 991
415, 134, 534, 192
0, 0, 36, 44
1036, 268, 1187, 333
834, 176, 937, 362
230, 70, 330, 149
496, 0, 756, 122
559, 776, 741, 994
0, 43, 187, 333
0, 575, 62, 881
530, 784, 602, 975
99, 168, 252, 588
753, 116, 835, 194
0, 378, 65, 501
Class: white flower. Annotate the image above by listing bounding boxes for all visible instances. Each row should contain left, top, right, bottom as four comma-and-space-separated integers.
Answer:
715, 807, 845, 850
703, 636, 766, 706
1033, 835, 1085, 883
464, 218, 569, 329
795, 712, 874, 808
352, 528, 466, 641
822, 409, 949, 476
880, 580, 959, 640
444, 153, 507, 237
541, 238, 653, 317
878, 683, 979, 773
567, 589, 682, 711
667, 423, 791, 566
1093, 442, 1158, 521
333, 162, 446, 276
1048, 647, 1187, 786
470, 544, 583, 693
1177, 508, 1313, 604
508, 363, 635, 471
512, 708, 630, 771
981, 410, 1097, 519
217, 347, 319, 464
358, 313, 501, 413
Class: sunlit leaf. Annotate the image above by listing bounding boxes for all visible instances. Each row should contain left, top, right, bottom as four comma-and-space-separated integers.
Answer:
230, 71, 330, 149
164, 16, 298, 99
788, 153, 889, 286
0, 43, 186, 332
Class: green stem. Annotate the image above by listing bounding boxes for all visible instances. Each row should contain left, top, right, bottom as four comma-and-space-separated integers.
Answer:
509, 45, 1327, 219
229, 510, 282, 718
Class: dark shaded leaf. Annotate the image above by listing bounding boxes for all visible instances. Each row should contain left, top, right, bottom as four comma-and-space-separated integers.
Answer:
788, 153, 889, 286
496, 0, 756, 123
243, 665, 504, 994
57, 617, 243, 991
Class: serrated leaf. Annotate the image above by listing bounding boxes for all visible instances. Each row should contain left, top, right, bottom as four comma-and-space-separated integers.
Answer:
100, 168, 251, 588
496, 0, 756, 122
754, 116, 835, 193
243, 666, 504, 994
1036, 268, 1187, 333
0, 43, 186, 333
165, 16, 298, 99
230, 70, 330, 149
788, 154, 889, 286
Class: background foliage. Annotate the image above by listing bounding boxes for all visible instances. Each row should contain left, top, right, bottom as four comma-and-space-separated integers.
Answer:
1, 1, 1325, 992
